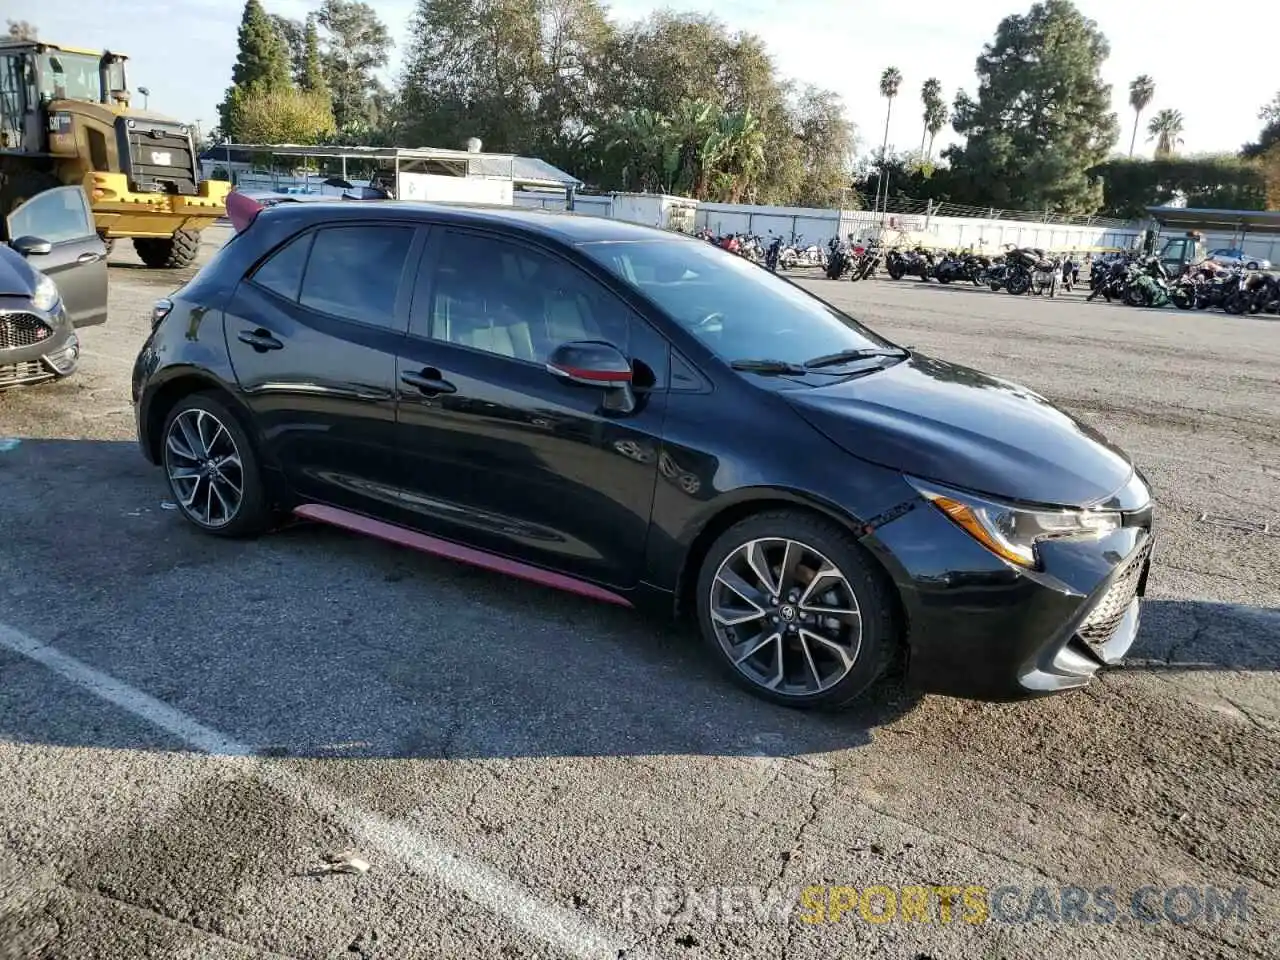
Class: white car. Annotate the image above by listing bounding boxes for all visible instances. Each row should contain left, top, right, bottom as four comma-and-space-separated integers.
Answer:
1208, 248, 1272, 271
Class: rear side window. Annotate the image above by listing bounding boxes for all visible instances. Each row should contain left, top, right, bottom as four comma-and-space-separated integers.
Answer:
251, 232, 312, 301
299, 225, 414, 327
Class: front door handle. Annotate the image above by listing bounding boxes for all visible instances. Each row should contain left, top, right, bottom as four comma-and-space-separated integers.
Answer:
401, 368, 456, 396
77, 251, 103, 264
238, 328, 283, 352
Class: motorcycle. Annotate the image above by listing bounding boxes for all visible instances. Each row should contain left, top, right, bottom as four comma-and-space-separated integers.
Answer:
886, 246, 936, 281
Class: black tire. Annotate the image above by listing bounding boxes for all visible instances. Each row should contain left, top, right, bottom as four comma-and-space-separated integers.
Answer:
0, 170, 61, 220
1172, 288, 1193, 310
888, 264, 905, 281
694, 510, 899, 711
1006, 273, 1030, 295
160, 392, 273, 539
134, 228, 201, 269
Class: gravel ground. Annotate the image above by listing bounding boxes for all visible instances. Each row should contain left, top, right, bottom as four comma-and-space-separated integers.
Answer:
0, 238, 1277, 960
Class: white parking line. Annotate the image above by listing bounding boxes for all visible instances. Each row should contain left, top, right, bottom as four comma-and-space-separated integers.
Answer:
0, 622, 633, 960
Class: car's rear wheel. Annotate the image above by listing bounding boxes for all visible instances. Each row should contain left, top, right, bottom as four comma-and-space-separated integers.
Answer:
695, 511, 898, 710
161, 393, 271, 538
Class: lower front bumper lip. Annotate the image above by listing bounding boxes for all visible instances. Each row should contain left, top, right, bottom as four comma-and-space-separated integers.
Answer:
1019, 597, 1141, 693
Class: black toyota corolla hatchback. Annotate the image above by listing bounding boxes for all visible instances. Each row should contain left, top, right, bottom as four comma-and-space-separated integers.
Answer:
132, 195, 1154, 709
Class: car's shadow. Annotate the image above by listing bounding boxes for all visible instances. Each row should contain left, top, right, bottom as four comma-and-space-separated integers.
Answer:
0, 438, 922, 761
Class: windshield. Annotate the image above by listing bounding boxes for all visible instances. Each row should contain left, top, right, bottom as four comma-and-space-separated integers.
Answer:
579, 238, 896, 366
38, 52, 103, 102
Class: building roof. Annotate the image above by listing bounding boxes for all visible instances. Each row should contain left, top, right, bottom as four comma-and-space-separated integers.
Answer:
210, 143, 582, 190
1146, 206, 1280, 235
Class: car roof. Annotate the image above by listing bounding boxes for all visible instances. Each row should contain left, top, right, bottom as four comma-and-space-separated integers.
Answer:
252, 198, 696, 247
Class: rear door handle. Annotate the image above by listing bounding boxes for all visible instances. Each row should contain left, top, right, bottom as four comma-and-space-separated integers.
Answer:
238, 329, 284, 352
77, 252, 103, 264
401, 369, 456, 395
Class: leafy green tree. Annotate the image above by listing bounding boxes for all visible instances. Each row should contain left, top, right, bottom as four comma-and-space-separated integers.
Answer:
1092, 155, 1265, 218
315, 0, 393, 136
945, 0, 1118, 215
228, 86, 336, 144
1147, 108, 1184, 158
1128, 75, 1155, 157
792, 86, 857, 206
399, 0, 543, 152
219, 0, 293, 138
1242, 92, 1280, 159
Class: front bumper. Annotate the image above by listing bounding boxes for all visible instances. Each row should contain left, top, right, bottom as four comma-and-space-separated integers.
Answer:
866, 495, 1153, 701
86, 173, 230, 239
0, 305, 80, 389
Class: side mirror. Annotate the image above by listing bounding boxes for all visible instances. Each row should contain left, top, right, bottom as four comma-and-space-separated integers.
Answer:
545, 340, 632, 387
546, 340, 636, 413
12, 236, 52, 257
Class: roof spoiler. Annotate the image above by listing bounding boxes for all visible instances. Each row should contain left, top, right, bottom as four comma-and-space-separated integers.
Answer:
226, 191, 265, 234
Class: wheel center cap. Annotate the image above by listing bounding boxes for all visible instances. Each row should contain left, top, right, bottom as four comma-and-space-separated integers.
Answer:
778, 604, 797, 622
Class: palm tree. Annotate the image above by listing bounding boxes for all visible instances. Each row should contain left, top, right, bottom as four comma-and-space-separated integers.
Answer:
1147, 108, 1185, 158
875, 66, 902, 215
1128, 75, 1155, 157
919, 78, 942, 159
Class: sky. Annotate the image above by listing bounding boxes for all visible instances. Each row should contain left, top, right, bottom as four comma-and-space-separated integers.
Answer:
8, 0, 1278, 159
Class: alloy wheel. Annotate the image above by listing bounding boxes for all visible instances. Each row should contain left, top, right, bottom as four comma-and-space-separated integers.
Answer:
164, 408, 245, 528
708, 538, 862, 696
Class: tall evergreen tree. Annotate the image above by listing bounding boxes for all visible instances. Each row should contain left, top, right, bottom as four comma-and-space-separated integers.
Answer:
945, 0, 1118, 215
301, 17, 326, 93
219, 0, 293, 139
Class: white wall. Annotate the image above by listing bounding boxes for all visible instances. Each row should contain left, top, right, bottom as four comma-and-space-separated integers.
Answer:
397, 173, 512, 204
697, 202, 1140, 253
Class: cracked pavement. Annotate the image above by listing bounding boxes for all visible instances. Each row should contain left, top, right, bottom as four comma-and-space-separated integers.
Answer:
0, 240, 1277, 959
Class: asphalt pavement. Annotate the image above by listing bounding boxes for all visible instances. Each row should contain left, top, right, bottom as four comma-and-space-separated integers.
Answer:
0, 238, 1277, 959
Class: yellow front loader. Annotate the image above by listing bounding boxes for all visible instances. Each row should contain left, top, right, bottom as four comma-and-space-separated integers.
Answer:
0, 39, 228, 268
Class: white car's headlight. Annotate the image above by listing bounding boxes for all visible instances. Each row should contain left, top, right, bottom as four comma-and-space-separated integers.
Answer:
907, 477, 1120, 569
32, 274, 61, 313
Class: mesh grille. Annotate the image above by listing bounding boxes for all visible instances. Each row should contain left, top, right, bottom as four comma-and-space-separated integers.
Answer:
127, 127, 197, 195
0, 313, 53, 350
0, 359, 50, 386
1078, 541, 1151, 649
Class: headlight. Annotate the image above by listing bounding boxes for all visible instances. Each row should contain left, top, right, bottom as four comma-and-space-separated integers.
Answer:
907, 477, 1120, 569
32, 274, 60, 313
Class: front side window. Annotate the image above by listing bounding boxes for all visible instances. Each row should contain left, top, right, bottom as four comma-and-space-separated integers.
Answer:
38, 53, 101, 102
6, 186, 92, 244
428, 231, 630, 364
298, 225, 414, 328
579, 237, 895, 367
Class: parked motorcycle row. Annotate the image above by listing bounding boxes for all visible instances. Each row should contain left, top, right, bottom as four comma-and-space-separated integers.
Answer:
872, 244, 1072, 297
1087, 253, 1280, 314
694, 228, 828, 272
695, 227, 1279, 315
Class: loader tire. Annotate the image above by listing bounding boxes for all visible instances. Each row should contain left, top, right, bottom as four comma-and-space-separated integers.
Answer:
134, 228, 201, 269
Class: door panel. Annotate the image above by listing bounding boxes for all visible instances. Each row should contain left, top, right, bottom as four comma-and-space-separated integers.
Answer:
395, 340, 666, 587
223, 223, 423, 514
392, 228, 669, 588
6, 185, 107, 326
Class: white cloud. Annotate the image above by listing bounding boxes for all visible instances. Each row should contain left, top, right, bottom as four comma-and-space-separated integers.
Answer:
9, 0, 1276, 157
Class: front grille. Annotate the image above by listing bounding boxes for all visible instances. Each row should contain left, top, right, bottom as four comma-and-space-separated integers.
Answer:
126, 126, 197, 195
0, 359, 51, 387
0, 312, 53, 350
1078, 540, 1151, 649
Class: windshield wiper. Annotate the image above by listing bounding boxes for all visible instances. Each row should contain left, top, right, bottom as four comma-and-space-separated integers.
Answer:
802, 347, 909, 369
729, 358, 808, 375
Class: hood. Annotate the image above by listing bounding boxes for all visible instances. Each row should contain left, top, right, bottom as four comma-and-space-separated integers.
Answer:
786, 353, 1134, 507
0, 246, 38, 298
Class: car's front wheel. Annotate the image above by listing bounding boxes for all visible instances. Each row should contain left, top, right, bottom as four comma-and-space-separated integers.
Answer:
161, 393, 272, 538
695, 511, 898, 710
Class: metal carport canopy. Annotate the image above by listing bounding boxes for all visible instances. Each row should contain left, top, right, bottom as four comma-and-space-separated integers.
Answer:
1146, 206, 1280, 235
219, 143, 582, 191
